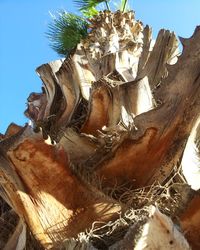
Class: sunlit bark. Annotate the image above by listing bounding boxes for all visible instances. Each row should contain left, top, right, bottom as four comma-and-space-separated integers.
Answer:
0, 11, 200, 249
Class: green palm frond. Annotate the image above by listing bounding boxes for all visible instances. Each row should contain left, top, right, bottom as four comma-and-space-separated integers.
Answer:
46, 11, 88, 56
80, 6, 99, 18
74, 0, 105, 9
74, 0, 110, 13
121, 0, 128, 12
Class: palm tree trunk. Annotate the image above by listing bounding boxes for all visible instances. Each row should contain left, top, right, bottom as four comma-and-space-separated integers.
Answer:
0, 10, 200, 249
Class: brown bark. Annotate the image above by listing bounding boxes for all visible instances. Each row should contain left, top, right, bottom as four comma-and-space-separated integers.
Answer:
180, 194, 200, 250
0, 10, 200, 249
110, 206, 191, 250
89, 26, 200, 188
0, 127, 123, 248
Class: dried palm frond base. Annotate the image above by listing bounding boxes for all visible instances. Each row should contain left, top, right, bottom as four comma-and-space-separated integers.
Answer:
0, 199, 42, 250
0, 173, 195, 250
1, 9, 200, 250
60, 176, 196, 250
0, 198, 19, 249
61, 205, 191, 250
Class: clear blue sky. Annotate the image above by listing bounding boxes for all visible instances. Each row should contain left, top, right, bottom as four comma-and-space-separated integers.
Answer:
0, 0, 199, 133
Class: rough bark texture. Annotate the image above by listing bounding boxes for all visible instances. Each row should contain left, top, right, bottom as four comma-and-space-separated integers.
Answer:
0, 10, 200, 249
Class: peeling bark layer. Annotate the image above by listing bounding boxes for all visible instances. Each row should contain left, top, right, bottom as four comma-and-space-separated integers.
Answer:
1, 128, 123, 248
0, 10, 200, 249
180, 194, 200, 250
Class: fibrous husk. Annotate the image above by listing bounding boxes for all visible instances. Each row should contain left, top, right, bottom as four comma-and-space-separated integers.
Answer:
1, 10, 200, 250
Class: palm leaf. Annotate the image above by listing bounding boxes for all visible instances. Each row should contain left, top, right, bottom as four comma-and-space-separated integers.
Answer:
120, 0, 128, 12
81, 7, 99, 18
74, 0, 105, 9
74, 0, 110, 11
46, 11, 88, 56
